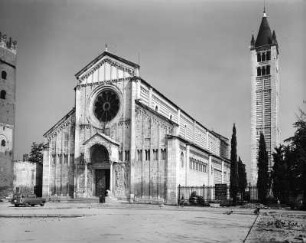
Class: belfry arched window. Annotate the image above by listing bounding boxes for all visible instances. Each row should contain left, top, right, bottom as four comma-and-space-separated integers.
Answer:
266, 65, 270, 75
257, 53, 261, 62
262, 52, 266, 62
1, 71, 7, 79
1, 139, 6, 147
267, 51, 271, 60
257, 67, 261, 76
262, 66, 266, 76
0, 90, 6, 99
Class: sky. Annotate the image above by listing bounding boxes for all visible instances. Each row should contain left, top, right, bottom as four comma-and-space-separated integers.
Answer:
0, 0, 305, 178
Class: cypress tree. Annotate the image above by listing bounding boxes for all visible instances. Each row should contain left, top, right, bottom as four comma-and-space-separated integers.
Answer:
257, 133, 269, 204
230, 124, 238, 204
238, 157, 247, 200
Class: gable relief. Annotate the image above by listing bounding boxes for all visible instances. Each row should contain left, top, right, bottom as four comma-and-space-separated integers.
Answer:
76, 77, 131, 89
79, 58, 134, 85
46, 120, 74, 141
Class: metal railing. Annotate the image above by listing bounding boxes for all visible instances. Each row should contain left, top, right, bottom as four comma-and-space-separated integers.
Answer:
178, 184, 258, 205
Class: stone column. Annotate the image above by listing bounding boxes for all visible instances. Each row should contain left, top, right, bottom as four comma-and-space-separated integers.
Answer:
129, 79, 137, 202
186, 144, 190, 186
74, 86, 81, 198
221, 160, 224, 184
208, 155, 212, 186
166, 137, 179, 205
110, 161, 113, 192
42, 144, 50, 197
84, 161, 88, 197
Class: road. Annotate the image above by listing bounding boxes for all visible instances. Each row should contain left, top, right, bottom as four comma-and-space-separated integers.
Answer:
0, 202, 257, 242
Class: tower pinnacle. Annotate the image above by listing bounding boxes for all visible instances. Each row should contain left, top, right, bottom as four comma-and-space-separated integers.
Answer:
263, 0, 267, 17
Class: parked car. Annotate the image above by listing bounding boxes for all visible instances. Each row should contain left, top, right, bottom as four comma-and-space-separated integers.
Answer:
11, 193, 46, 207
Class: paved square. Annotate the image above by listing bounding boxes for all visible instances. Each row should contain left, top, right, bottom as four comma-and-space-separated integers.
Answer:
0, 203, 257, 242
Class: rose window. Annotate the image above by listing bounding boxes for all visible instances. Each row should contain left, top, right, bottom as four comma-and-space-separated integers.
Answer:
94, 89, 120, 122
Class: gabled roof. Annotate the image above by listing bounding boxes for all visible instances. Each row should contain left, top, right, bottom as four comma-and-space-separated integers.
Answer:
255, 13, 273, 47
43, 108, 75, 137
75, 51, 140, 79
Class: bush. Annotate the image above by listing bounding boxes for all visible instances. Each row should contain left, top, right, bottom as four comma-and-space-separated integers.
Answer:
188, 191, 209, 207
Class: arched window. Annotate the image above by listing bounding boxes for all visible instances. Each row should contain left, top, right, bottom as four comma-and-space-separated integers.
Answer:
262, 66, 266, 76
257, 53, 261, 62
180, 152, 184, 168
1, 139, 5, 147
266, 65, 270, 75
0, 90, 6, 99
267, 51, 271, 60
262, 52, 266, 62
155, 105, 158, 112
1, 71, 7, 79
257, 67, 261, 76
91, 144, 109, 163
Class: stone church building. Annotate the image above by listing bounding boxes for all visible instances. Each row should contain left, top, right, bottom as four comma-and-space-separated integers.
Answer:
42, 50, 230, 204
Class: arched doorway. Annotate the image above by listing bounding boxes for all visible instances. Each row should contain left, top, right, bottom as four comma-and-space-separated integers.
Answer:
91, 144, 110, 197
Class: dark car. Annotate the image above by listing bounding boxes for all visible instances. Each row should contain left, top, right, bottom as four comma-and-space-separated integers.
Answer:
11, 193, 46, 207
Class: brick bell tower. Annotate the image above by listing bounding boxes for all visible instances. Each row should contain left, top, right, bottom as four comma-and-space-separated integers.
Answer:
250, 9, 280, 185
0, 32, 17, 196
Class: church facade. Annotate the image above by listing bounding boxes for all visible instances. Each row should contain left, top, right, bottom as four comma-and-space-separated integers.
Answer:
42, 51, 230, 204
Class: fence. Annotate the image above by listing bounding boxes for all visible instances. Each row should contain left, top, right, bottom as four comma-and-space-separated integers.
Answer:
178, 184, 258, 204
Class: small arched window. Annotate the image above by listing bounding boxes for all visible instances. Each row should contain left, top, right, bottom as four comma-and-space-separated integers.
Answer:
0, 90, 6, 99
169, 114, 172, 120
257, 67, 261, 76
180, 152, 184, 168
155, 105, 158, 112
1, 71, 7, 79
257, 53, 261, 62
1, 139, 6, 147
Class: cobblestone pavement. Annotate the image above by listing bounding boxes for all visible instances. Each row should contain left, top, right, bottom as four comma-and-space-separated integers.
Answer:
0, 202, 257, 242
245, 210, 306, 243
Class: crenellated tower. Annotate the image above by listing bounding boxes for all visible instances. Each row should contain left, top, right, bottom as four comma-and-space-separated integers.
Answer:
250, 10, 280, 185
0, 32, 17, 196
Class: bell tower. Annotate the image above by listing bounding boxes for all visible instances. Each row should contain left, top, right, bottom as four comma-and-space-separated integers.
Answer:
250, 9, 280, 185
0, 32, 17, 196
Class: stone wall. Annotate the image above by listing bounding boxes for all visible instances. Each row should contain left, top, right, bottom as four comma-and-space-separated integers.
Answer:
134, 103, 174, 202
43, 110, 75, 197
13, 161, 42, 195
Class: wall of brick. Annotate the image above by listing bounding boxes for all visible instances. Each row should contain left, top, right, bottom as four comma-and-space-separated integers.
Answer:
0, 39, 16, 197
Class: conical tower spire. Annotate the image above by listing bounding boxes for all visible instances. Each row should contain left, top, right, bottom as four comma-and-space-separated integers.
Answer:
255, 8, 272, 47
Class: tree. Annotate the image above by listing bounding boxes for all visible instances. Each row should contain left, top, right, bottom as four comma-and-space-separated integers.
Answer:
284, 109, 306, 208
230, 124, 238, 204
272, 145, 289, 203
28, 142, 46, 164
257, 132, 269, 204
238, 157, 247, 200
